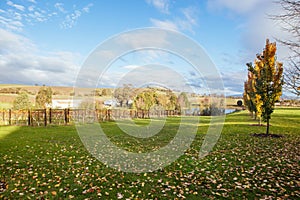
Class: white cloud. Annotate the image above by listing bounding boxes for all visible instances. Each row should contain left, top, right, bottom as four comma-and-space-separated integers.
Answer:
82, 3, 93, 13
54, 3, 66, 13
7, 1, 25, 12
60, 3, 94, 29
182, 7, 197, 26
0, 15, 23, 31
207, 0, 291, 60
150, 18, 178, 31
0, 28, 35, 52
28, 5, 34, 12
122, 65, 140, 70
239, 1, 291, 62
0, 1, 93, 31
150, 6, 198, 33
0, 29, 81, 86
0, 1, 53, 31
61, 10, 81, 29
146, 0, 170, 14
221, 70, 247, 95
102, 65, 194, 92
28, 11, 48, 22
207, 0, 292, 94
114, 29, 170, 51
207, 0, 263, 14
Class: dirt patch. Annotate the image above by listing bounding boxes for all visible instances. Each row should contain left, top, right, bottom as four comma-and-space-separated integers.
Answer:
251, 133, 284, 138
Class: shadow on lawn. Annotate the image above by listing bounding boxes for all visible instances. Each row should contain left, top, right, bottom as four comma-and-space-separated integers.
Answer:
0, 109, 299, 199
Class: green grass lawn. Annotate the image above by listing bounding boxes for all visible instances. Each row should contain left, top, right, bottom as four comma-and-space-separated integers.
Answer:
0, 108, 299, 199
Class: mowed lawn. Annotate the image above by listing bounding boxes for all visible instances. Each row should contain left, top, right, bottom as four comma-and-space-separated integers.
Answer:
0, 108, 299, 199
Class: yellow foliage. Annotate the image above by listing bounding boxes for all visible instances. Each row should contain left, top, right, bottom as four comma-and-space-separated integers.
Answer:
245, 39, 283, 127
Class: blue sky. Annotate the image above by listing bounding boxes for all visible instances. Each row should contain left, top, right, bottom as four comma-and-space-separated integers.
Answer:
0, 0, 291, 95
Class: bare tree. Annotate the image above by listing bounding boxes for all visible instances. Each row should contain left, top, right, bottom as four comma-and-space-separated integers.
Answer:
273, 0, 300, 96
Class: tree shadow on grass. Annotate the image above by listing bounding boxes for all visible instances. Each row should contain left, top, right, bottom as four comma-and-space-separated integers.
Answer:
251, 133, 284, 138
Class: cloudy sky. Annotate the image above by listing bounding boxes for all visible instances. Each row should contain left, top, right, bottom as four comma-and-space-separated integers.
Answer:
0, 0, 291, 95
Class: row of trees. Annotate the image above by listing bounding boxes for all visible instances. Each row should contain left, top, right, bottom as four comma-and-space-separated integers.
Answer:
132, 90, 189, 112
112, 85, 190, 110
243, 39, 283, 135
12, 84, 223, 117
13, 86, 52, 110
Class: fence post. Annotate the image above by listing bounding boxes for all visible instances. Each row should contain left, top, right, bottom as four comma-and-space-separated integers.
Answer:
64, 109, 67, 124
8, 109, 11, 125
49, 108, 52, 124
64, 108, 70, 124
44, 109, 47, 126
28, 110, 31, 126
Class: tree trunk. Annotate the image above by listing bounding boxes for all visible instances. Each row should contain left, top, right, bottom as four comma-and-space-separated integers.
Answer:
266, 117, 270, 135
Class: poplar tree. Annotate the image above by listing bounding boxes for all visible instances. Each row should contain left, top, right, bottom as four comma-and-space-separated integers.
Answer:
247, 39, 283, 135
243, 71, 259, 120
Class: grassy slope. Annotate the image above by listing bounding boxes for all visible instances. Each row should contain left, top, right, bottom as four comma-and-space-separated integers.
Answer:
0, 108, 299, 199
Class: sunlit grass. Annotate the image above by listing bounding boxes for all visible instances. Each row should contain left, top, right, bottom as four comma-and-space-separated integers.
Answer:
0, 126, 19, 139
0, 108, 299, 199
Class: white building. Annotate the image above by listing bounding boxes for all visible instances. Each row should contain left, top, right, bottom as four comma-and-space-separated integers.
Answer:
52, 99, 81, 109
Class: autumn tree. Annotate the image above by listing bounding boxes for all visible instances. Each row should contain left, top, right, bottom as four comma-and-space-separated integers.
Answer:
101, 88, 111, 96
243, 71, 262, 122
155, 93, 169, 108
133, 90, 156, 111
247, 39, 283, 135
133, 89, 179, 113
113, 84, 134, 107
13, 92, 32, 110
35, 86, 53, 109
165, 92, 178, 110
177, 92, 190, 111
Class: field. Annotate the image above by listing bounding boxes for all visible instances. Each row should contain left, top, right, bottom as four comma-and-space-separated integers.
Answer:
0, 108, 299, 199
0, 84, 243, 110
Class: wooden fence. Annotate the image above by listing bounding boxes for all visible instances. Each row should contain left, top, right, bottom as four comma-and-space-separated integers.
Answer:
0, 108, 180, 126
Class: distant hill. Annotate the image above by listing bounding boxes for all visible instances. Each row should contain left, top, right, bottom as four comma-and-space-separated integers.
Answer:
0, 84, 246, 109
